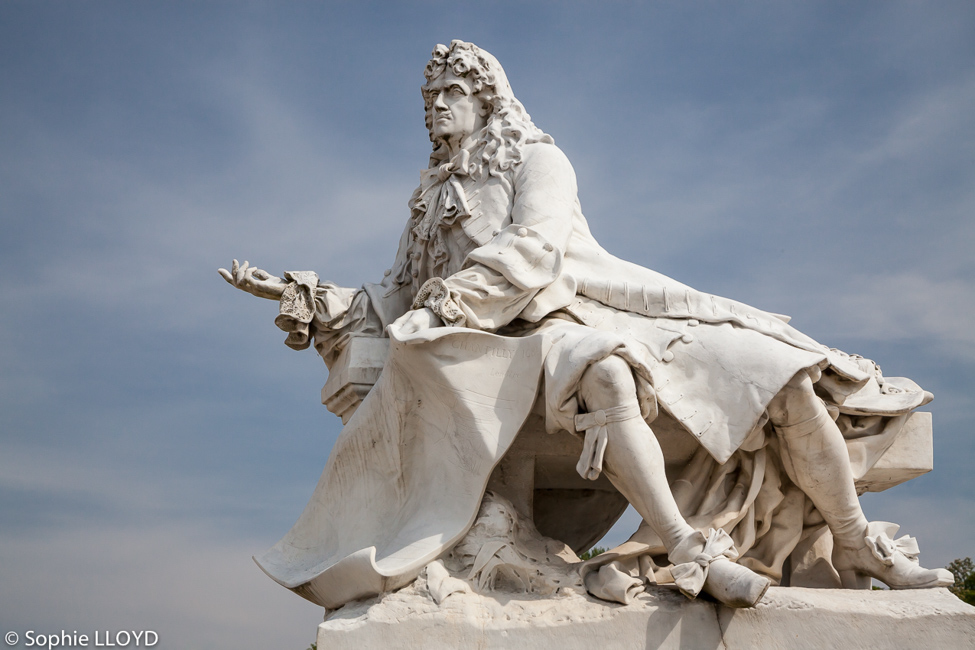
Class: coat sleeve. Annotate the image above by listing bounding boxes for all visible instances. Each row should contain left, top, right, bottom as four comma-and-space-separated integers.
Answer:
273, 223, 415, 366
272, 273, 381, 364
435, 143, 577, 330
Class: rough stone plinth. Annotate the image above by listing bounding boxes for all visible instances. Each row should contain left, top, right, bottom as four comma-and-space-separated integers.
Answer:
856, 411, 933, 493
318, 584, 975, 649
320, 336, 389, 423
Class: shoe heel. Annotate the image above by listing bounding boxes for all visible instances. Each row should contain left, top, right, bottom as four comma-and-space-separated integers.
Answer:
838, 569, 871, 590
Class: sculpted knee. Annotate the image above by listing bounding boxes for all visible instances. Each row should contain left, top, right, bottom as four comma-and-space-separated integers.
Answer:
580, 355, 636, 410
768, 370, 821, 427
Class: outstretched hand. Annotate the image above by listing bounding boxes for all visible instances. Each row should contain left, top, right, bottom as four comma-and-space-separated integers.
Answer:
218, 259, 288, 300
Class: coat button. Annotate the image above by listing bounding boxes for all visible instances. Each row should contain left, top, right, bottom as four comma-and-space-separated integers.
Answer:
543, 243, 554, 252
517, 227, 528, 237
383, 269, 391, 277
682, 333, 694, 343
411, 269, 419, 278
688, 319, 699, 327
662, 350, 675, 362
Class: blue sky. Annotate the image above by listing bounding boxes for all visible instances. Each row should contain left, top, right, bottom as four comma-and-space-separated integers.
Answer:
1, 2, 973, 648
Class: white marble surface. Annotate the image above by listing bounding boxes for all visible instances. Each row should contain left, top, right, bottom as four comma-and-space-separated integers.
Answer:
318, 584, 975, 650
221, 40, 952, 612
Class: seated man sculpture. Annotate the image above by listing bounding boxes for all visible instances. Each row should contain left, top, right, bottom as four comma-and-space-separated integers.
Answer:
220, 40, 951, 610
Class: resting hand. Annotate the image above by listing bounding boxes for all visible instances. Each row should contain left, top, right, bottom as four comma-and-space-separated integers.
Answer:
218, 259, 288, 300
393, 308, 443, 335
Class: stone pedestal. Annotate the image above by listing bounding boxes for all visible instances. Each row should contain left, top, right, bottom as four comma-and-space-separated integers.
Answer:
855, 411, 933, 494
321, 337, 390, 424
318, 584, 975, 649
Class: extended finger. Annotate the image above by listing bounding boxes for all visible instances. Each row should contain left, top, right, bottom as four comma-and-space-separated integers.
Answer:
218, 268, 233, 283
232, 259, 239, 277
253, 269, 269, 280
236, 260, 250, 284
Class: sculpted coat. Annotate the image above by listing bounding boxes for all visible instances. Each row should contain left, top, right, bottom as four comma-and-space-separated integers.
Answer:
230, 40, 947, 610
277, 140, 927, 462
258, 138, 928, 606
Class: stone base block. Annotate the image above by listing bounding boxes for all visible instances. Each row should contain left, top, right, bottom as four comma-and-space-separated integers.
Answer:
321, 337, 389, 423
319, 584, 975, 649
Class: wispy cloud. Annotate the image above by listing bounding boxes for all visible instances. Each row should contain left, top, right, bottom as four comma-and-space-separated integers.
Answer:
0, 523, 323, 649
818, 272, 975, 354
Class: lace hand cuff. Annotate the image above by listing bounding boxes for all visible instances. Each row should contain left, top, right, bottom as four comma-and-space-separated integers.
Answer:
274, 271, 320, 350
412, 277, 467, 327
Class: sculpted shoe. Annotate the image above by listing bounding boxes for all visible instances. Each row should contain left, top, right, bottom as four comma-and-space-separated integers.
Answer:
832, 522, 954, 590
669, 529, 771, 608
701, 558, 771, 607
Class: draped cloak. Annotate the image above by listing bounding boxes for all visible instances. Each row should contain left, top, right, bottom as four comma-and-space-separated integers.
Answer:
255, 142, 931, 608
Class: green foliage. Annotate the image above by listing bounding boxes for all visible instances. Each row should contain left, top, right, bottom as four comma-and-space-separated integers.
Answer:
579, 546, 607, 561
305, 643, 317, 650
947, 557, 975, 606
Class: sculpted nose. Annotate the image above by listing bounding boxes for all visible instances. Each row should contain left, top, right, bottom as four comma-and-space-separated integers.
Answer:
433, 91, 448, 111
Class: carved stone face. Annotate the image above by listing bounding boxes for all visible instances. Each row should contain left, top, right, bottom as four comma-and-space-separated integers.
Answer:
427, 69, 488, 148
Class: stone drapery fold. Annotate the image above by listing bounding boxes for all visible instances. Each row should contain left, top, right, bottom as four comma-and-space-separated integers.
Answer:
409, 149, 474, 283
254, 325, 549, 610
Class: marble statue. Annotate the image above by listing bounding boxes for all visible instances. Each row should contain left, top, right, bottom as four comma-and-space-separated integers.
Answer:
219, 40, 952, 613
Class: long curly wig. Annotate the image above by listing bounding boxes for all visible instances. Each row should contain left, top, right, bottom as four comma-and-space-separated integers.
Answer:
421, 40, 553, 182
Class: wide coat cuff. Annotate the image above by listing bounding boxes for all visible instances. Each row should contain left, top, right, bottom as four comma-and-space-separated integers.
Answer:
274, 271, 319, 350
465, 224, 562, 291
274, 271, 357, 351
